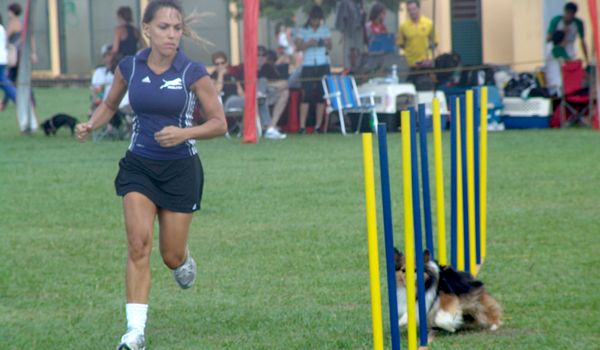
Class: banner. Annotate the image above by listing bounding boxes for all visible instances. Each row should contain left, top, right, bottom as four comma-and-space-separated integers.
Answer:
242, 0, 259, 143
16, 0, 38, 133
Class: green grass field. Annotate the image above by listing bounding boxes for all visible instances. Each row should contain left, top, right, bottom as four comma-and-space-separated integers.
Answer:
1, 88, 599, 349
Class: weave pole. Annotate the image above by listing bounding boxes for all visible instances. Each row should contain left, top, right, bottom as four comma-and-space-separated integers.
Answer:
375, 124, 401, 350
400, 111, 417, 350
361, 133, 385, 350
466, 91, 477, 277
409, 108, 429, 348
431, 98, 447, 266
473, 88, 482, 266
479, 87, 488, 262
456, 97, 465, 271
417, 104, 435, 258
450, 97, 457, 268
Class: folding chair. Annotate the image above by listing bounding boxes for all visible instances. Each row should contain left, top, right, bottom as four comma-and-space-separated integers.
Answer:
219, 93, 262, 139
559, 60, 592, 127
91, 93, 132, 142
322, 74, 378, 134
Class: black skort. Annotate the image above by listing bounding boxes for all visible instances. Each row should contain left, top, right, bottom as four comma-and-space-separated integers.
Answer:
301, 64, 331, 103
115, 151, 204, 213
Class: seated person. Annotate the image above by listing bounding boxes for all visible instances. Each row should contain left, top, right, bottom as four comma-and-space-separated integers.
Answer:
90, 44, 125, 132
210, 51, 244, 109
233, 46, 289, 140
209, 51, 280, 138
544, 30, 570, 97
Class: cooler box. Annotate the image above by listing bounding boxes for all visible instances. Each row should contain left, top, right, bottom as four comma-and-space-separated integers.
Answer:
502, 97, 551, 129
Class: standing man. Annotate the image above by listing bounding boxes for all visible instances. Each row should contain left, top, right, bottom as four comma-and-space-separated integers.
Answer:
547, 2, 588, 62
335, 0, 367, 69
396, 0, 437, 68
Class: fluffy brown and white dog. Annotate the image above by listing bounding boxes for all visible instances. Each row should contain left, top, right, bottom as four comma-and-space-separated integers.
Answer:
395, 248, 502, 333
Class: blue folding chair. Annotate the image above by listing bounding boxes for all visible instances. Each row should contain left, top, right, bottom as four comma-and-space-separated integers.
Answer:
322, 74, 378, 134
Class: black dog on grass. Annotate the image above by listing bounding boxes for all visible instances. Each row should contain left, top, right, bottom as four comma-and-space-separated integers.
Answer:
41, 113, 79, 136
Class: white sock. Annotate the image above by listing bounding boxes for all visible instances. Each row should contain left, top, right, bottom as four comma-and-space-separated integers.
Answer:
126, 303, 148, 335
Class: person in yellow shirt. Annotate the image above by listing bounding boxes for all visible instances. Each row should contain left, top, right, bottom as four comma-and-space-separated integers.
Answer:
397, 0, 437, 68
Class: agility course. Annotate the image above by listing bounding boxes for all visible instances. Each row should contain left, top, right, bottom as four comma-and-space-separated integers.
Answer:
361, 87, 489, 350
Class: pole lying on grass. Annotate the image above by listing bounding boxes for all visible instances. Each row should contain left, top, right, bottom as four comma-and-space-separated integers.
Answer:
418, 104, 435, 259
432, 98, 447, 266
479, 87, 488, 262
408, 108, 429, 348
361, 133, 385, 350
375, 124, 401, 350
400, 111, 418, 350
466, 90, 477, 277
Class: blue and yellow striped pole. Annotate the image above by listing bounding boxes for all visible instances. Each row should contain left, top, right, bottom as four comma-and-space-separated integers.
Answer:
480, 87, 488, 262
409, 107, 429, 348
361, 133, 385, 350
418, 104, 435, 258
473, 88, 482, 266
432, 98, 447, 266
400, 111, 417, 350
450, 97, 458, 268
466, 90, 477, 276
376, 124, 401, 350
456, 97, 465, 271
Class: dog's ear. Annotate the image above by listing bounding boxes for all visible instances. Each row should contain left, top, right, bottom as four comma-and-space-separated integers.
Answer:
394, 248, 405, 271
424, 249, 431, 263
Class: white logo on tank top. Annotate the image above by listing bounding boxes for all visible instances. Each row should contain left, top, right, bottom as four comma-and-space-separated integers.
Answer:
142, 76, 151, 83
160, 78, 183, 90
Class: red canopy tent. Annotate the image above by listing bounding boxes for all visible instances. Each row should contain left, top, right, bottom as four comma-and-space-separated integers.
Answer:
242, 0, 259, 143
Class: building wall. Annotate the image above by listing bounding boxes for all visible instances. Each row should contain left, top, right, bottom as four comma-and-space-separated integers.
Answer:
482, 0, 514, 65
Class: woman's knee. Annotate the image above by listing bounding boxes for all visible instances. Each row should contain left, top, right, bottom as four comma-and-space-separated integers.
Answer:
160, 248, 186, 269
127, 229, 153, 262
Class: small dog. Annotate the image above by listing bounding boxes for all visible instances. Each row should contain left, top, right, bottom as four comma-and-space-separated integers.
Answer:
395, 248, 502, 333
41, 113, 79, 136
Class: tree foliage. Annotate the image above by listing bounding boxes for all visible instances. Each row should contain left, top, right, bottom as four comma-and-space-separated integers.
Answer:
228, 0, 403, 22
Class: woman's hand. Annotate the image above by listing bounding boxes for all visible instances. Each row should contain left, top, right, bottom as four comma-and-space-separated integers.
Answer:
75, 122, 93, 141
154, 126, 188, 147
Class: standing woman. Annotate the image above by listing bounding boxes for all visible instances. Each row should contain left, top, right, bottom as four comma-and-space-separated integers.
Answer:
112, 6, 147, 57
76, 1, 227, 349
1, 3, 36, 111
0, 13, 17, 110
294, 5, 332, 134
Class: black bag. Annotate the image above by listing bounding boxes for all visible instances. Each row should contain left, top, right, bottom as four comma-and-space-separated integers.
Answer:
459, 65, 495, 87
504, 73, 538, 98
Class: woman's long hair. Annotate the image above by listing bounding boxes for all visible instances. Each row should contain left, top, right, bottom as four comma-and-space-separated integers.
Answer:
304, 5, 324, 28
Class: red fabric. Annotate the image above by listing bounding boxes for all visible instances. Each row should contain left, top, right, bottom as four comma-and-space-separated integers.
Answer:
561, 60, 586, 96
283, 89, 301, 133
565, 94, 590, 104
550, 106, 562, 128
242, 0, 258, 143
366, 21, 387, 35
